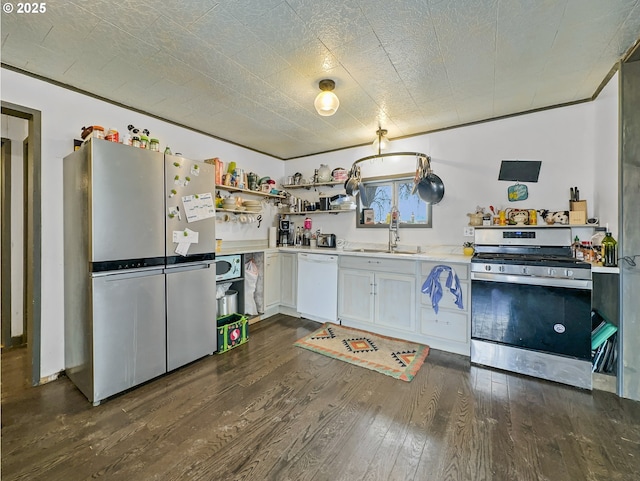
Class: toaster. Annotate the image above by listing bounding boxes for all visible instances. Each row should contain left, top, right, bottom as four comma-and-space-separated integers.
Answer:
317, 233, 336, 248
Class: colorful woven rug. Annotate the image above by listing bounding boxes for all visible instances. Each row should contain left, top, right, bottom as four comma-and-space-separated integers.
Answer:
294, 323, 429, 382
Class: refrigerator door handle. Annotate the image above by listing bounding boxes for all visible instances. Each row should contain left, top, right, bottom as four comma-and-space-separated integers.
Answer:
164, 262, 213, 274
92, 267, 165, 280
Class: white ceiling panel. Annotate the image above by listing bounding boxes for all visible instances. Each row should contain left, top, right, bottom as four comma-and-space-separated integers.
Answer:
2, 0, 638, 159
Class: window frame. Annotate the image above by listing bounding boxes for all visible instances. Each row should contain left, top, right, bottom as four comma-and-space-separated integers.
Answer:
355, 172, 433, 229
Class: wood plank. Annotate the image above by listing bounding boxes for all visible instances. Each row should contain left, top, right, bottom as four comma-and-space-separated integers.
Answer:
3, 316, 640, 481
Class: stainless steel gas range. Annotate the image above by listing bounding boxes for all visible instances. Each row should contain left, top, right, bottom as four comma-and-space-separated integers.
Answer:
470, 227, 593, 389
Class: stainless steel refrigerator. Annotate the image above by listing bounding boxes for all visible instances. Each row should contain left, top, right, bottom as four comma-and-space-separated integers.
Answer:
64, 139, 216, 405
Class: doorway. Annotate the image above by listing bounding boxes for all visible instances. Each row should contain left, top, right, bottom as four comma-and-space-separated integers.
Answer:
1, 102, 42, 386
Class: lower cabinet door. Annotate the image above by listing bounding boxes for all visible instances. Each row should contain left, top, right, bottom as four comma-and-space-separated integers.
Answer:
280, 253, 297, 308
420, 308, 468, 343
338, 269, 375, 324
264, 252, 281, 308
375, 273, 416, 333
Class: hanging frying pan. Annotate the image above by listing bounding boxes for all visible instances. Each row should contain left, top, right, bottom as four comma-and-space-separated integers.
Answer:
416, 156, 445, 204
344, 165, 361, 195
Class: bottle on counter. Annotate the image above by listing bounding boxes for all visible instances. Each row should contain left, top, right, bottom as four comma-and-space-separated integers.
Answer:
602, 231, 618, 267
572, 236, 581, 259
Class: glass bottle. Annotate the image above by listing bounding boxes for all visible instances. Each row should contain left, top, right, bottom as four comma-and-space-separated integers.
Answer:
602, 231, 618, 267
572, 236, 581, 258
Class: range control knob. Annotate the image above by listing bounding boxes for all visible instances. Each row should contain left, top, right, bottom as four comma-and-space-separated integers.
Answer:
484, 265, 492, 272
522, 266, 528, 275
565, 269, 573, 277
548, 268, 557, 276
498, 265, 505, 273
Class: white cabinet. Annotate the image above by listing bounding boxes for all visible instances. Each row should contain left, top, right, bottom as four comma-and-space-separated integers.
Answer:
280, 252, 297, 308
338, 256, 416, 337
418, 261, 470, 355
264, 252, 281, 309
338, 269, 374, 323
375, 273, 416, 332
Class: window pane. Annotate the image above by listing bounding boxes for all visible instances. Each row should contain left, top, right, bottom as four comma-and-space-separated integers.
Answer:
364, 183, 392, 223
397, 181, 428, 224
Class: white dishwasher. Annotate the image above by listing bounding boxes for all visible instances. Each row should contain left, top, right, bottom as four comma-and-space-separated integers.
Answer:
297, 252, 338, 323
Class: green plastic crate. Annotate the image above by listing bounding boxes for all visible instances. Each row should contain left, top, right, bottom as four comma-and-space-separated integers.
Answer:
216, 313, 249, 353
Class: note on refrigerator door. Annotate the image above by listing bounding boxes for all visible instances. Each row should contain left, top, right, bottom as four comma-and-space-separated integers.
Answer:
182, 193, 215, 223
173, 228, 199, 244
175, 242, 190, 256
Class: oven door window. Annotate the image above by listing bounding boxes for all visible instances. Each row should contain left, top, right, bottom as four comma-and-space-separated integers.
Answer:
471, 280, 591, 360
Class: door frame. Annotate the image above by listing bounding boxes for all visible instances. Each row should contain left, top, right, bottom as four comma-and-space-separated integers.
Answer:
1, 101, 42, 386
1, 137, 12, 348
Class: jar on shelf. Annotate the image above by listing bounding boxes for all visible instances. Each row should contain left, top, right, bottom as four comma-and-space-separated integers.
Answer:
131, 135, 141, 148
105, 127, 119, 143
139, 135, 149, 149
149, 138, 160, 152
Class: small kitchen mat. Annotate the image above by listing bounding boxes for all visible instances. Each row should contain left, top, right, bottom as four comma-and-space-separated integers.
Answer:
294, 323, 429, 382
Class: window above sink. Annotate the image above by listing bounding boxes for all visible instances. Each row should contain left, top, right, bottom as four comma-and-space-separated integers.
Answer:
356, 173, 433, 229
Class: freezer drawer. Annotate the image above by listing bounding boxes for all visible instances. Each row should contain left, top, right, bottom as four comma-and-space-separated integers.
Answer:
91, 268, 166, 404
166, 262, 217, 371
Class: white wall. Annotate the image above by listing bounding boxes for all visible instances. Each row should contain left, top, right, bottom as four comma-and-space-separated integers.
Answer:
1, 114, 27, 337
1, 68, 284, 378
0, 67, 619, 378
285, 75, 619, 247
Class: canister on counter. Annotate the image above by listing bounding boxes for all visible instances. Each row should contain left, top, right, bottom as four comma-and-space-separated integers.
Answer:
529, 209, 537, 225
499, 210, 507, 225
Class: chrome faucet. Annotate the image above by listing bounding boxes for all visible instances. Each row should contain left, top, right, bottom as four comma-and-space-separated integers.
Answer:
389, 205, 400, 252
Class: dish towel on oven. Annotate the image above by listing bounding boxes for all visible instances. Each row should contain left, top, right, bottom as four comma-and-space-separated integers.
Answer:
421, 265, 464, 314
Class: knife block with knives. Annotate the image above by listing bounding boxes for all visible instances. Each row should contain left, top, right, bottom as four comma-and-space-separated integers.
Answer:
569, 186, 587, 224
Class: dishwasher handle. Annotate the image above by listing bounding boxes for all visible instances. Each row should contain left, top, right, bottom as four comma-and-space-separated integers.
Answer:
298, 253, 337, 263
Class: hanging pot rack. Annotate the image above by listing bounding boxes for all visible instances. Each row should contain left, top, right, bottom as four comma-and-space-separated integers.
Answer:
346, 152, 445, 205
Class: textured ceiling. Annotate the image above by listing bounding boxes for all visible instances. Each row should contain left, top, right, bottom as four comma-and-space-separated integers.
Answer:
2, 0, 639, 159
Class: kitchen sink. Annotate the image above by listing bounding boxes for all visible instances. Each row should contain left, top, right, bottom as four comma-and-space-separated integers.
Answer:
345, 248, 419, 255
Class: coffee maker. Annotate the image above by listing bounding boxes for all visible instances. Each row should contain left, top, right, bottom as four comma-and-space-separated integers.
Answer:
278, 219, 293, 246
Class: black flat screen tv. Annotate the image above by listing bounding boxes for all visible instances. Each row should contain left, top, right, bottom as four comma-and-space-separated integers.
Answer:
498, 160, 541, 183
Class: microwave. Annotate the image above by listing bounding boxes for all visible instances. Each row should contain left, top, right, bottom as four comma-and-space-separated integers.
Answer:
216, 254, 242, 281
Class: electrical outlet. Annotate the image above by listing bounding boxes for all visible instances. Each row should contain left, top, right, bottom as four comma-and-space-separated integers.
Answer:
463, 227, 475, 237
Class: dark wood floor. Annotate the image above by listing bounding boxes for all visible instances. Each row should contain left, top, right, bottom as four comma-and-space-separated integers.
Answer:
2, 315, 640, 481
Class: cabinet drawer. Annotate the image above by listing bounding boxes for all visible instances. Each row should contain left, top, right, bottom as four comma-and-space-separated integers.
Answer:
419, 279, 469, 311
420, 309, 469, 343
340, 255, 416, 275
420, 262, 468, 280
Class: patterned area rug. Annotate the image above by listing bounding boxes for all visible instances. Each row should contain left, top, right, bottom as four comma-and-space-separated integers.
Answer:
294, 323, 430, 382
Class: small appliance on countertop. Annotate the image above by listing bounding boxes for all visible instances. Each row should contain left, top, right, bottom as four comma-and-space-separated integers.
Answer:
317, 233, 336, 248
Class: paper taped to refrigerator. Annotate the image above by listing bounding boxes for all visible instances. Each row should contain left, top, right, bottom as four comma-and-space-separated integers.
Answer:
175, 242, 190, 256
182, 193, 215, 223
173, 228, 199, 244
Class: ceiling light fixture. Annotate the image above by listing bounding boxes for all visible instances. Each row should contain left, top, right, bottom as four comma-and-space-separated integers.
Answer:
372, 127, 390, 155
314, 79, 339, 116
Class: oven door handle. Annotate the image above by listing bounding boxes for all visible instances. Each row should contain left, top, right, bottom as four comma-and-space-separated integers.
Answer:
471, 272, 592, 290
